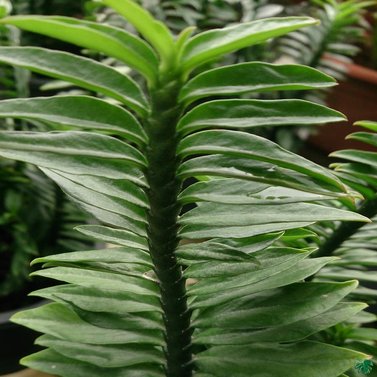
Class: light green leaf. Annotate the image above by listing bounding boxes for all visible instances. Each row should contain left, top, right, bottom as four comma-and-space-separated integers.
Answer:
75, 225, 148, 251
180, 202, 368, 228
0, 131, 147, 184
31, 267, 158, 297
33, 247, 152, 268
36, 335, 164, 368
0, 47, 149, 115
178, 155, 347, 196
45, 171, 149, 209
331, 150, 377, 169
355, 120, 377, 132
191, 258, 335, 308
194, 281, 359, 329
177, 99, 345, 136
12, 303, 163, 345
181, 17, 318, 72
32, 285, 161, 314
179, 179, 342, 205
178, 130, 347, 194
179, 62, 336, 105
0, 16, 158, 82
101, 0, 175, 66
0, 96, 148, 146
347, 132, 377, 148
21, 349, 164, 377
177, 233, 281, 264
195, 303, 366, 345
41, 169, 147, 235
195, 341, 367, 377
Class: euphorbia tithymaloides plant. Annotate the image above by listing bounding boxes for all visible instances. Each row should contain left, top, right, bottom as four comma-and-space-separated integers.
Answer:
0, 1, 373, 376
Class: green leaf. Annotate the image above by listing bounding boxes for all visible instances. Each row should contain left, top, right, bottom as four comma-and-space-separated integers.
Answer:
179, 62, 336, 105
101, 0, 175, 67
347, 132, 377, 149
195, 341, 367, 377
12, 303, 163, 345
181, 17, 318, 73
21, 349, 164, 377
194, 281, 359, 329
33, 247, 152, 269
0, 16, 158, 83
0, 47, 149, 115
354, 120, 377, 132
32, 285, 161, 314
180, 202, 368, 229
0, 96, 148, 145
178, 155, 348, 197
75, 225, 148, 251
36, 335, 164, 368
177, 233, 281, 264
0, 131, 147, 184
179, 179, 343, 205
41, 169, 147, 235
177, 99, 345, 136
191, 258, 335, 308
331, 150, 377, 169
31, 267, 158, 297
195, 302, 367, 345
178, 130, 347, 194
43, 170, 149, 209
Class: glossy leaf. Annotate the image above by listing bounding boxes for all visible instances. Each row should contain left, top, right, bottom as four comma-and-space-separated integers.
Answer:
0, 131, 147, 184
179, 179, 344, 205
21, 349, 164, 377
102, 0, 175, 65
195, 341, 367, 377
177, 99, 345, 135
179, 62, 336, 105
0, 16, 158, 82
181, 17, 318, 72
0, 96, 147, 145
178, 130, 347, 193
0, 47, 149, 115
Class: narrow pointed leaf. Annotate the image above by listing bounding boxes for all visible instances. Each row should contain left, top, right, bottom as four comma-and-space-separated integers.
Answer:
31, 267, 159, 297
195, 341, 367, 377
12, 303, 163, 345
178, 130, 347, 193
195, 303, 366, 345
75, 225, 149, 251
32, 285, 161, 314
180, 202, 368, 228
0, 16, 158, 82
0, 131, 147, 183
21, 349, 164, 377
177, 99, 346, 136
0, 47, 149, 115
0, 96, 148, 145
36, 335, 164, 368
194, 281, 359, 329
179, 62, 336, 105
181, 17, 318, 72
102, 0, 175, 64
179, 179, 342, 205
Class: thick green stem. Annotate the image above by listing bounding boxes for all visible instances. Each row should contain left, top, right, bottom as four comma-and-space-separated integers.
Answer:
144, 77, 192, 377
315, 195, 377, 258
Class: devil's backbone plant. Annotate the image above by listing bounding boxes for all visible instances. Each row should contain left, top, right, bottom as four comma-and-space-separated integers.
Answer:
0, 1, 374, 376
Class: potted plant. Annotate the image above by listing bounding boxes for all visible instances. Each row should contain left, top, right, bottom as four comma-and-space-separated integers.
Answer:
0, 1, 375, 376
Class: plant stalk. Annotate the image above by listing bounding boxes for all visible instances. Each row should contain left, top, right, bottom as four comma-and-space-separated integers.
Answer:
144, 76, 192, 377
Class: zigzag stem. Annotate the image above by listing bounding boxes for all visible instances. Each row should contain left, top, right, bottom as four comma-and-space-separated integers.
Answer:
144, 76, 192, 377
315, 195, 377, 258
